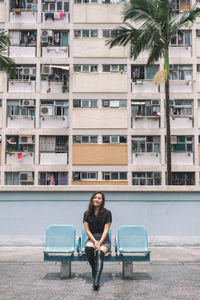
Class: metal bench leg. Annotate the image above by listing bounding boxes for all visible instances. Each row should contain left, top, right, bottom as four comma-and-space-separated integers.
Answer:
123, 261, 133, 278
60, 261, 71, 278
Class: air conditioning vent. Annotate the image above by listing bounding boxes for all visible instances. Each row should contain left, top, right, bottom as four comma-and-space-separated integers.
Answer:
19, 136, 33, 144
42, 30, 48, 37
41, 106, 54, 116
22, 100, 35, 106
20, 172, 33, 182
23, 68, 30, 76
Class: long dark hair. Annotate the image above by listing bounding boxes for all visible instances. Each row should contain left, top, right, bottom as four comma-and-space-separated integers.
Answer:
86, 191, 106, 222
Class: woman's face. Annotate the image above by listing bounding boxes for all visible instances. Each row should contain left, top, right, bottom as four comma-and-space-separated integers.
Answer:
93, 193, 103, 207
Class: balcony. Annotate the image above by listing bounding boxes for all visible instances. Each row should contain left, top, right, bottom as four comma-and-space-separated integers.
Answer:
132, 152, 161, 165
171, 152, 194, 165
10, 1, 37, 24
40, 153, 68, 165
169, 80, 193, 93
10, 46, 36, 58
42, 46, 69, 57
6, 151, 34, 165
40, 65, 69, 94
132, 115, 160, 129
8, 115, 35, 129
8, 80, 36, 93
132, 80, 159, 93
170, 115, 193, 129
169, 45, 192, 58
42, 11, 69, 23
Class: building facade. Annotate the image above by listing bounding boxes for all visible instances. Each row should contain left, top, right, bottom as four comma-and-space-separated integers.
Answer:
0, 0, 200, 189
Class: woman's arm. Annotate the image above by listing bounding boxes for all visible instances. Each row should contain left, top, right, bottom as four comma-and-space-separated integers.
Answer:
99, 222, 111, 246
84, 221, 96, 244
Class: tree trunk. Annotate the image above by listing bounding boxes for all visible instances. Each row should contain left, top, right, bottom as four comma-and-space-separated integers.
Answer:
165, 78, 172, 185
164, 45, 172, 185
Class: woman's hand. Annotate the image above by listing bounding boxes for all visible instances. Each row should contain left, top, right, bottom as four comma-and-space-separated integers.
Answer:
94, 240, 101, 251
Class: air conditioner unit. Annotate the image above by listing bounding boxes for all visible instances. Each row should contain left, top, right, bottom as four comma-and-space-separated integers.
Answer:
22, 68, 31, 76
42, 65, 51, 75
42, 30, 48, 37
20, 136, 33, 144
20, 172, 33, 182
22, 100, 35, 106
41, 106, 54, 116
171, 136, 177, 144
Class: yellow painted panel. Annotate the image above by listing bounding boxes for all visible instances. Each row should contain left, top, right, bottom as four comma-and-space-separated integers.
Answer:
72, 144, 128, 165
72, 180, 128, 185
73, 4, 123, 24
72, 108, 127, 129
73, 39, 128, 58
72, 73, 128, 93
0, 3, 6, 23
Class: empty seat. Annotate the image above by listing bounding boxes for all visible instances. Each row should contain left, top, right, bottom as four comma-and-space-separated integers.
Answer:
44, 225, 76, 254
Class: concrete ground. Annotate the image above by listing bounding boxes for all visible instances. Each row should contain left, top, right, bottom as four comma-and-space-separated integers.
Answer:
0, 246, 200, 300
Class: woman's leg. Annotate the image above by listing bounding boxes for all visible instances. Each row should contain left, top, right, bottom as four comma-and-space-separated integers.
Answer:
93, 246, 109, 290
85, 242, 96, 279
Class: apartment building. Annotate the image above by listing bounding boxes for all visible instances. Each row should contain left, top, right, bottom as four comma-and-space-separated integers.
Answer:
0, 0, 200, 188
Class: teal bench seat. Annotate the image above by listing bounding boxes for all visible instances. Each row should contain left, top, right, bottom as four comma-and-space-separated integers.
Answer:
44, 224, 151, 278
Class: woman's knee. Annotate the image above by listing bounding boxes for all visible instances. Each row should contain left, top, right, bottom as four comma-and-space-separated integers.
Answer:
100, 246, 108, 254
85, 242, 95, 248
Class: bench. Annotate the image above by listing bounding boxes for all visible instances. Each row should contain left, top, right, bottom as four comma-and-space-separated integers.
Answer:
43, 225, 151, 278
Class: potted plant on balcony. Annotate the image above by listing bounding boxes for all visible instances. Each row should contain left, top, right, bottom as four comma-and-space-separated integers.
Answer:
152, 111, 159, 117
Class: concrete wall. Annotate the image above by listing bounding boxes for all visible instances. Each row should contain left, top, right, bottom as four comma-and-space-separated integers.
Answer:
72, 108, 127, 129
0, 191, 200, 246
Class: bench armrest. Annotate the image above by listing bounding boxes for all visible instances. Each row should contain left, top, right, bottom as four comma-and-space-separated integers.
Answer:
76, 236, 81, 254
115, 236, 118, 254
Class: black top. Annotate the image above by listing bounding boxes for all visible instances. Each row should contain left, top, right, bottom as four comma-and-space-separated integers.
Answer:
83, 209, 112, 234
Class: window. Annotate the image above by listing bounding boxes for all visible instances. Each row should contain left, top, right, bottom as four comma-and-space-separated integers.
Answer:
170, 100, 192, 116
74, 0, 98, 3
172, 0, 190, 10
131, 100, 160, 116
74, 30, 98, 38
171, 136, 193, 152
73, 99, 98, 108
5, 172, 34, 186
41, 31, 68, 47
132, 172, 161, 185
103, 65, 127, 72
102, 136, 127, 144
73, 136, 98, 143
40, 101, 68, 116
171, 31, 191, 45
6, 135, 35, 153
102, 100, 127, 108
102, 172, 127, 180
102, 30, 116, 38
171, 172, 195, 185
196, 30, 200, 37
42, 0, 69, 12
39, 136, 68, 153
170, 65, 192, 80
74, 65, 98, 72
10, 31, 37, 47
10, 65, 36, 81
131, 65, 159, 81
39, 172, 68, 185
73, 172, 98, 181
132, 136, 160, 153
7, 100, 35, 117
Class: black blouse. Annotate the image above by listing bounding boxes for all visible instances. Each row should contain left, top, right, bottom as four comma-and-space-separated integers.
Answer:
83, 209, 112, 234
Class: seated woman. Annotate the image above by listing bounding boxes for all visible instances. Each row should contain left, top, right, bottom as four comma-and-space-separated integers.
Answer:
83, 191, 112, 291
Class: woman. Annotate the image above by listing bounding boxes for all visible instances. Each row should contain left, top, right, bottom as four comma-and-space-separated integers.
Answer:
83, 191, 112, 291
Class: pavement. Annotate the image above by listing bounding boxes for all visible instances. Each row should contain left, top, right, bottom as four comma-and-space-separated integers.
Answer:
0, 246, 200, 300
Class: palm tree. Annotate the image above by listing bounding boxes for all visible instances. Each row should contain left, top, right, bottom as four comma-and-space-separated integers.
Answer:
0, 31, 16, 76
107, 0, 200, 185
